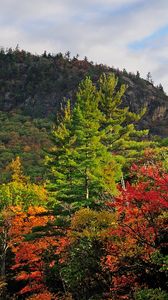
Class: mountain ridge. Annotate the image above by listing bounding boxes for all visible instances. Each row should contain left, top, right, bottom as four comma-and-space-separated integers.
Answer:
0, 48, 168, 136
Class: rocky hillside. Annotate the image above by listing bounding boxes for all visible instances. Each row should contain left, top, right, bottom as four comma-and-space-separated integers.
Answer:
0, 48, 168, 136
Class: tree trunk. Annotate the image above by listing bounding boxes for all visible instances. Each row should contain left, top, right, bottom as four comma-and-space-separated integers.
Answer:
85, 168, 89, 200
0, 222, 9, 278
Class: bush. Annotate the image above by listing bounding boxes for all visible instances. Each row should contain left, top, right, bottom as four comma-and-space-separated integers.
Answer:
134, 288, 168, 300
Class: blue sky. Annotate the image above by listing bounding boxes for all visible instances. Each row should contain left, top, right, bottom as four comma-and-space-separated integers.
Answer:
1, 0, 168, 93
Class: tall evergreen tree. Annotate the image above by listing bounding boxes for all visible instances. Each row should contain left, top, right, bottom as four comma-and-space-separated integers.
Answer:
47, 77, 120, 211
47, 73, 152, 211
46, 101, 76, 206
99, 73, 151, 162
70, 77, 120, 206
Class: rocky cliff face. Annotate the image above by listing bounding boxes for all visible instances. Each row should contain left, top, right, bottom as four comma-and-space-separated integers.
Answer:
122, 76, 168, 136
0, 49, 168, 136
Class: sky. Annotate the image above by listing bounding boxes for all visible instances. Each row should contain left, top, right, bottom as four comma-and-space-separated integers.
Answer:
1, 0, 168, 93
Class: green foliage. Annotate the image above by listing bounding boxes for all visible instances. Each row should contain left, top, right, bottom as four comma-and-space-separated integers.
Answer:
58, 208, 116, 299
151, 250, 168, 272
0, 111, 53, 182
0, 181, 46, 210
0, 157, 47, 210
134, 288, 168, 300
99, 73, 151, 162
0, 48, 165, 185
47, 76, 123, 210
70, 207, 116, 239
60, 238, 107, 300
70, 76, 121, 200
47, 74, 151, 210
0, 48, 168, 299
159, 137, 168, 147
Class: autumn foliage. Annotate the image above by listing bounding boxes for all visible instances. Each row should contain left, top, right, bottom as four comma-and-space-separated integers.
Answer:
0, 163, 167, 299
103, 164, 168, 298
0, 74, 168, 299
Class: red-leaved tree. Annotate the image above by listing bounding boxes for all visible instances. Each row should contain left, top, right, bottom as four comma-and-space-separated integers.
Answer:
103, 164, 168, 299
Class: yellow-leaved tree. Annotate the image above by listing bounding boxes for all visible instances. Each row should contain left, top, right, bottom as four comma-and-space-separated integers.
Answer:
0, 156, 47, 210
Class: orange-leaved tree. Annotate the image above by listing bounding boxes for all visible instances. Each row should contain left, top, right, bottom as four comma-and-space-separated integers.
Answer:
8, 205, 71, 298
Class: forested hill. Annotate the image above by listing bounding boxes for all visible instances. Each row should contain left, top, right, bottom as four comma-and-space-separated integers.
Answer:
0, 47, 168, 136
1, 49, 168, 299
0, 47, 168, 181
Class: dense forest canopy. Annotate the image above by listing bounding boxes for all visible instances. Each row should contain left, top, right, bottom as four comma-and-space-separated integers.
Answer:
0, 49, 168, 300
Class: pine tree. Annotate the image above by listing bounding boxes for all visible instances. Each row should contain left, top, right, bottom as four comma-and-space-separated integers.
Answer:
99, 73, 151, 163
70, 77, 120, 206
47, 73, 152, 211
46, 101, 78, 209
8, 156, 28, 183
47, 77, 120, 211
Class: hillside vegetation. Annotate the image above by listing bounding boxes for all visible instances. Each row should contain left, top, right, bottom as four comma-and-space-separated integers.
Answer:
0, 49, 167, 300
0, 47, 168, 130
0, 48, 168, 181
